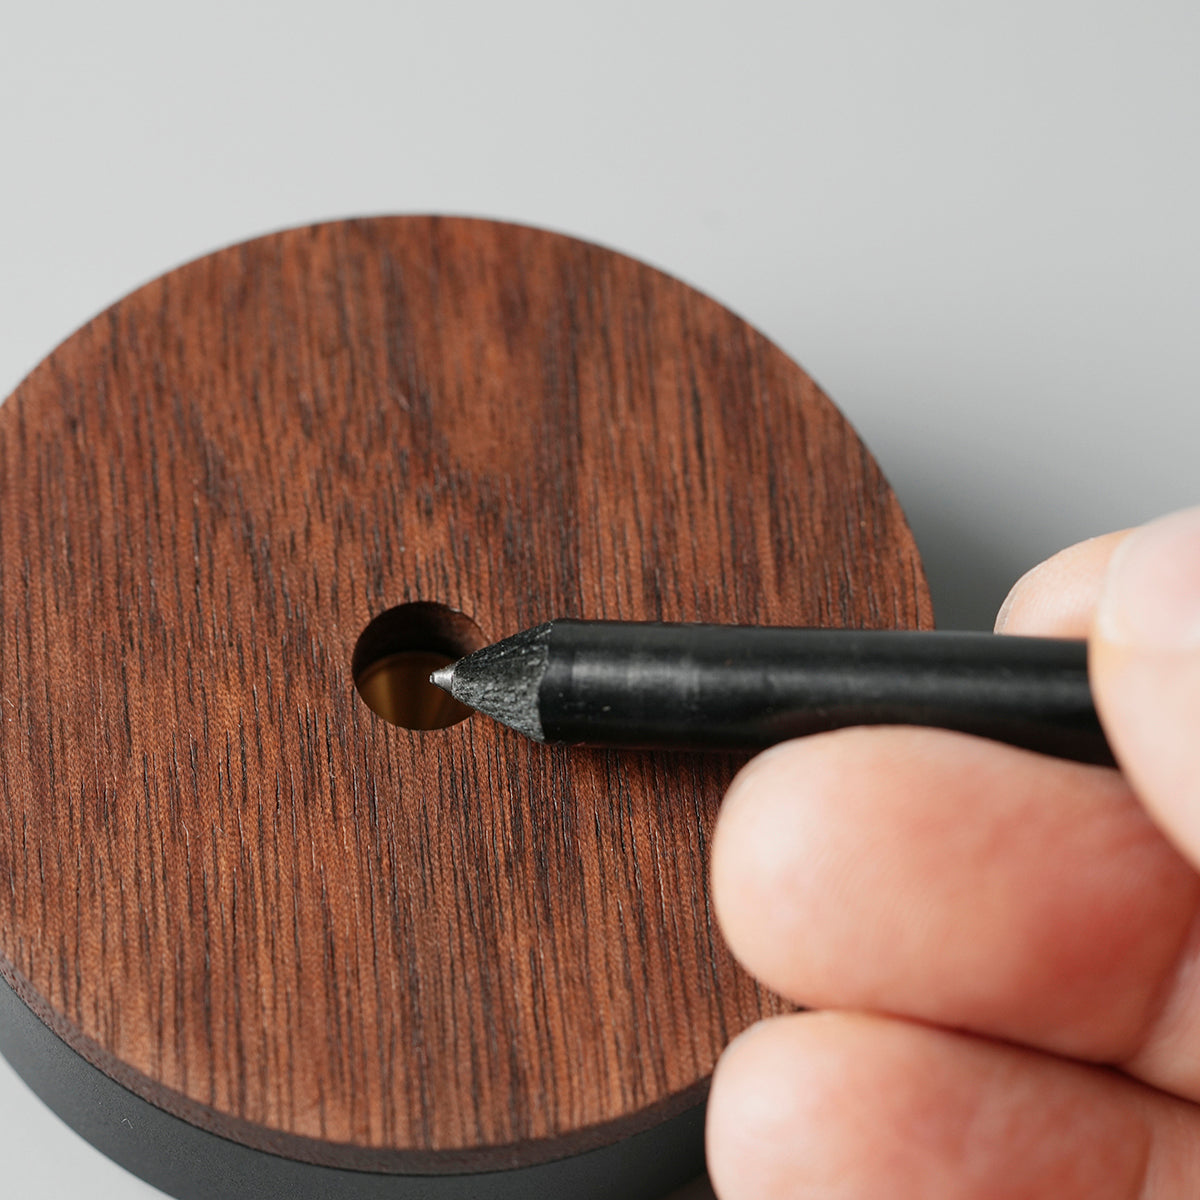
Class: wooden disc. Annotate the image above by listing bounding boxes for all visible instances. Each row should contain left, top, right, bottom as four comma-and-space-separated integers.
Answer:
0, 218, 932, 1189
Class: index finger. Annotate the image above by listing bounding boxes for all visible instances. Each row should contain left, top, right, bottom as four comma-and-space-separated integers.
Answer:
995, 530, 1129, 637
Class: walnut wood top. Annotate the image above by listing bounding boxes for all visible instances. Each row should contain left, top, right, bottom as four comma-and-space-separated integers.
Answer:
0, 217, 932, 1172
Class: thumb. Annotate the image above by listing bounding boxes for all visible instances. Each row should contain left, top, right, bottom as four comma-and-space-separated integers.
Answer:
1091, 506, 1200, 864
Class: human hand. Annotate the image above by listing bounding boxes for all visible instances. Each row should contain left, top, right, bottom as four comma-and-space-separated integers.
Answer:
706, 507, 1200, 1198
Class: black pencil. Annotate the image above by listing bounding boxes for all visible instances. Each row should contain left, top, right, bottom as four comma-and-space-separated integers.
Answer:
429, 620, 1114, 766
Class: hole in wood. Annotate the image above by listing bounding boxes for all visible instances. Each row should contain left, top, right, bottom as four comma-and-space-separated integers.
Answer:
352, 602, 487, 730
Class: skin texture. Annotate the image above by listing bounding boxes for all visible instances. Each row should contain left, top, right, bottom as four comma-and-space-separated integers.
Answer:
707, 511, 1200, 1199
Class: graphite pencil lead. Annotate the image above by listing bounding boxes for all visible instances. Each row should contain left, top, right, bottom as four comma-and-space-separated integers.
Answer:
429, 664, 456, 693
434, 623, 553, 741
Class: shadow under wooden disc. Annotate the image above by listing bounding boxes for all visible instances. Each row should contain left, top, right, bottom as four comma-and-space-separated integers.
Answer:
0, 217, 932, 1196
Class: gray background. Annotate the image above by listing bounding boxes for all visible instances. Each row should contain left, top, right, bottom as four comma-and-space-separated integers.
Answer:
1, 1, 1196, 1195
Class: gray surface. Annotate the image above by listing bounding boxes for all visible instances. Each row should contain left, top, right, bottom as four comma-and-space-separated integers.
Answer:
0, 2, 1197, 1195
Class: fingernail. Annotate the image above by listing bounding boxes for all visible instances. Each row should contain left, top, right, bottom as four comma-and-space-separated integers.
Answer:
994, 567, 1032, 632
1096, 508, 1200, 650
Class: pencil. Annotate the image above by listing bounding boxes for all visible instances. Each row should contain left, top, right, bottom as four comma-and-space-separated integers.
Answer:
429, 620, 1114, 765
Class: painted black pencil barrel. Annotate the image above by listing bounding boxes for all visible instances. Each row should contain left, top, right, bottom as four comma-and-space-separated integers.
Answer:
465, 621, 1115, 765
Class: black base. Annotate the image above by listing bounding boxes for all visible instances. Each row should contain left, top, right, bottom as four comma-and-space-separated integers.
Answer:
0, 976, 705, 1199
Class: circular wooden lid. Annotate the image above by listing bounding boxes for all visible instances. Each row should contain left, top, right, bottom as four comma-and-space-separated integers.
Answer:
0, 218, 931, 1174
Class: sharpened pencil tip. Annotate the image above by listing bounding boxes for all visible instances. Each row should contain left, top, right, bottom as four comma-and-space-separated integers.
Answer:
429, 664, 456, 693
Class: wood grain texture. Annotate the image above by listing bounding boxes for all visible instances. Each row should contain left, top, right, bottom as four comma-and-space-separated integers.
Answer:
0, 217, 932, 1173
